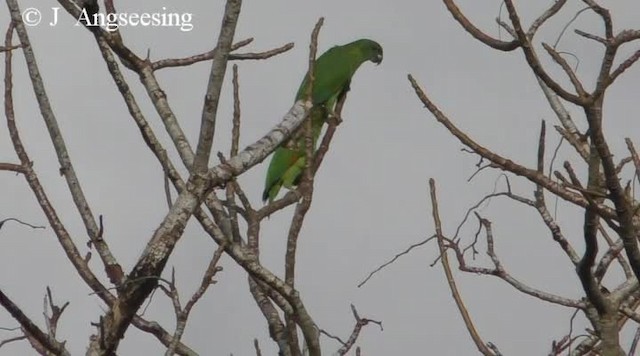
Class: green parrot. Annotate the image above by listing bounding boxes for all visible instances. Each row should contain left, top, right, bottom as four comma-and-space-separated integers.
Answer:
262, 39, 383, 202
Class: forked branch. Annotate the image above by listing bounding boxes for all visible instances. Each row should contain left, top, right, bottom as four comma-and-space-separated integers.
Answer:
429, 179, 496, 356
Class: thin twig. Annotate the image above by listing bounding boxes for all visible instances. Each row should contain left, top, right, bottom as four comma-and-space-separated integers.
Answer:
254, 338, 262, 356
0, 218, 45, 230
542, 43, 586, 96
630, 326, 640, 356
225, 64, 242, 243
0, 335, 26, 349
553, 7, 590, 48
358, 236, 436, 288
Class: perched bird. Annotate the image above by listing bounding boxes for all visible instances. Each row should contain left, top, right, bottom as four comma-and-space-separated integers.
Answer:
262, 39, 383, 202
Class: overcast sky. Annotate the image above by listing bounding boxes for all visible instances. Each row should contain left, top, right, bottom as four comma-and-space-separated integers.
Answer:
1, 1, 640, 355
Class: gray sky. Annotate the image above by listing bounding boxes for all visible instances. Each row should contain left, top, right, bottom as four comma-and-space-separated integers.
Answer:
1, 1, 640, 355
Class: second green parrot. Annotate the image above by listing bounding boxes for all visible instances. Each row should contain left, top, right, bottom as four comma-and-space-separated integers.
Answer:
262, 39, 383, 202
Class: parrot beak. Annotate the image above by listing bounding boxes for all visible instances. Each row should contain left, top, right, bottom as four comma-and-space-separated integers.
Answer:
374, 52, 383, 65
373, 50, 382, 65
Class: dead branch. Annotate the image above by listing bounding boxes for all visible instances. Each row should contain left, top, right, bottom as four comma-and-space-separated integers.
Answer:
437, 214, 584, 309
442, 0, 518, 51
418, 1, 640, 354
574, 29, 606, 45
595, 225, 632, 280
42, 287, 69, 342
608, 49, 640, 84
528, 0, 568, 38
408, 74, 618, 222
282, 17, 325, 356
0, 162, 26, 174
254, 338, 262, 356
534, 120, 580, 263
192, 0, 242, 172
162, 244, 225, 356
229, 42, 295, 60
626, 139, 640, 186
586, 106, 640, 285
90, 7, 316, 354
224, 64, 243, 244
333, 305, 382, 356
319, 305, 383, 355
579, 194, 609, 315
91, 63, 312, 356
4, 16, 113, 305
5, 29, 197, 354
82, 1, 244, 352
486, 342, 503, 356
502, 0, 586, 105
137, 64, 197, 168
3, 2, 332, 356
541, 43, 587, 96
0, 289, 69, 356
130, 316, 197, 356
429, 179, 495, 356
151, 40, 293, 70
7, 0, 125, 286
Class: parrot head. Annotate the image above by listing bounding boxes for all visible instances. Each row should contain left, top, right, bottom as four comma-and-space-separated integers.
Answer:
362, 39, 383, 65
351, 39, 383, 65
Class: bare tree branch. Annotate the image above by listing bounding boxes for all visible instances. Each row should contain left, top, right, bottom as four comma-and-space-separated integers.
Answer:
408, 75, 609, 217
4, 16, 113, 306
281, 18, 325, 356
192, 0, 243, 172
320, 306, 383, 355
429, 179, 495, 356
541, 43, 587, 96
163, 244, 225, 356
502, 0, 586, 105
151, 40, 293, 70
7, 0, 124, 286
534, 120, 581, 264
0, 289, 69, 356
442, 0, 518, 51
0, 162, 26, 174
